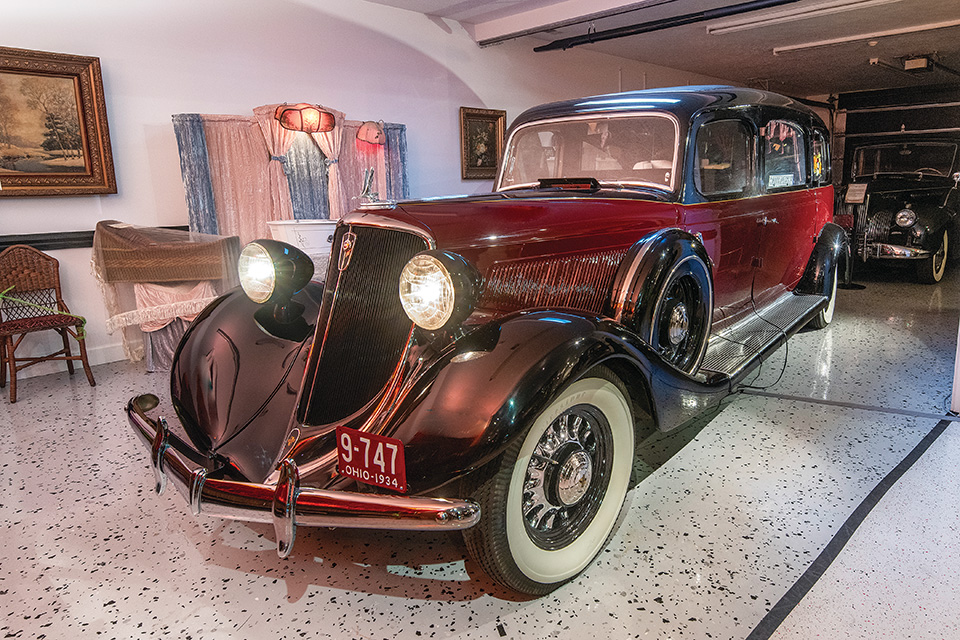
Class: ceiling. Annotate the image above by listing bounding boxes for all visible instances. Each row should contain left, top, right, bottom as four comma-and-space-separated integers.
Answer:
365, 0, 960, 98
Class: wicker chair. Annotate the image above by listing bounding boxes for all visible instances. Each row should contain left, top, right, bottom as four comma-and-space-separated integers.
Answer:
0, 245, 96, 403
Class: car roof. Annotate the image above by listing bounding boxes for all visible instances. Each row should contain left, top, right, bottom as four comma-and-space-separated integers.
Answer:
509, 85, 817, 131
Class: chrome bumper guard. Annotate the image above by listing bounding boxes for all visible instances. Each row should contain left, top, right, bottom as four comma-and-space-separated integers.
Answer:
126, 394, 480, 558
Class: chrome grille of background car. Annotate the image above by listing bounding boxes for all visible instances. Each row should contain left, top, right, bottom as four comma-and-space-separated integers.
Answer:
300, 224, 428, 426
479, 249, 628, 314
862, 209, 892, 259
851, 202, 890, 260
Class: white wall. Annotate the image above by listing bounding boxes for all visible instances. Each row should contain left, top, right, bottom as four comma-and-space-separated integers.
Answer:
0, 0, 732, 376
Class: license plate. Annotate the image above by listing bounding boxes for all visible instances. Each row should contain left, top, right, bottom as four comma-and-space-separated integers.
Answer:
336, 426, 407, 493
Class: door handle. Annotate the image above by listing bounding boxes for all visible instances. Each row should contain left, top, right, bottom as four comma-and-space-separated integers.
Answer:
757, 216, 779, 226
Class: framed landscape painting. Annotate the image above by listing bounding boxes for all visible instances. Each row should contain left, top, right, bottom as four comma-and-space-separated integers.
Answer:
0, 46, 116, 197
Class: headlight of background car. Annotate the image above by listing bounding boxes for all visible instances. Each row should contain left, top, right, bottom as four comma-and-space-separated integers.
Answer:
239, 239, 313, 304
895, 208, 917, 228
399, 251, 479, 331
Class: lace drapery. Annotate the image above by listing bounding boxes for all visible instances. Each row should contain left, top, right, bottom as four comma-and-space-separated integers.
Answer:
92, 221, 240, 362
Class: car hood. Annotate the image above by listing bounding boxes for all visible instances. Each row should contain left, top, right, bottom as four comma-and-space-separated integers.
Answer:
343, 191, 680, 273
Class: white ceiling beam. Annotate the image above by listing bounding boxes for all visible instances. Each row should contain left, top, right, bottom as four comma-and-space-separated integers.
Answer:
472, 0, 658, 45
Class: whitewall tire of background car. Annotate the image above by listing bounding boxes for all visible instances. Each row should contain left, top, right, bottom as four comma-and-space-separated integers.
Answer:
917, 229, 948, 284
464, 367, 634, 595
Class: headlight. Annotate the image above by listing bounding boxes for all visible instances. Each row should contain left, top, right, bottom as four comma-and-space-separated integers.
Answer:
239, 243, 277, 303
239, 239, 313, 304
399, 251, 478, 331
895, 208, 917, 227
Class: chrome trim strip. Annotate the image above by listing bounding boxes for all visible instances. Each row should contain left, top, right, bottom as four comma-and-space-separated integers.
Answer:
609, 228, 672, 322
127, 396, 481, 556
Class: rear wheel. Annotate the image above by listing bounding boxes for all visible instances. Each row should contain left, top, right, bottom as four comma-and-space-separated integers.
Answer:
639, 255, 711, 374
809, 262, 838, 329
463, 367, 634, 595
917, 229, 948, 284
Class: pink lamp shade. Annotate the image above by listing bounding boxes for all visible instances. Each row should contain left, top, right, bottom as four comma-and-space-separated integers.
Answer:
357, 120, 385, 145
275, 103, 335, 133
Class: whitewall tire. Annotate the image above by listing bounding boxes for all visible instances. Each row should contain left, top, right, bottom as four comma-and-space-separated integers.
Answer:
464, 367, 634, 595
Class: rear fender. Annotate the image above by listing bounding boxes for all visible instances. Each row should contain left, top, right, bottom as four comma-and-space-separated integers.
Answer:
796, 223, 850, 294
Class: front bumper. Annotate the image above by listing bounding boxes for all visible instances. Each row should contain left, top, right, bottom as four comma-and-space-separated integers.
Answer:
862, 242, 932, 260
126, 394, 480, 557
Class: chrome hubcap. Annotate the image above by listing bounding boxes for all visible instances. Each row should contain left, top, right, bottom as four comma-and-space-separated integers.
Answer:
668, 302, 689, 345
522, 405, 611, 549
557, 450, 593, 506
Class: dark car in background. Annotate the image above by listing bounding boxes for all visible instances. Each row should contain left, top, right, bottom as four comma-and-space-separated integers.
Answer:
836, 137, 960, 283
127, 86, 846, 595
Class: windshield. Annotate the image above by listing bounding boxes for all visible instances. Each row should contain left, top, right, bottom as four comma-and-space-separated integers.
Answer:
852, 142, 957, 178
496, 113, 679, 192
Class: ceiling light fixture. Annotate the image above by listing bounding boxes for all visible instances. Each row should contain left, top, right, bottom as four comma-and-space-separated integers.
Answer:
534, 0, 799, 53
707, 0, 901, 35
773, 18, 960, 55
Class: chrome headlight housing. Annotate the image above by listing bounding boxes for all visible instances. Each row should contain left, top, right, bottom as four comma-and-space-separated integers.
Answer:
239, 239, 314, 304
399, 251, 479, 331
895, 208, 917, 228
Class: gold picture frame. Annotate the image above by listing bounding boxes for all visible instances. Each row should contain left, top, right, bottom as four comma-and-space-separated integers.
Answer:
0, 46, 116, 197
460, 106, 506, 180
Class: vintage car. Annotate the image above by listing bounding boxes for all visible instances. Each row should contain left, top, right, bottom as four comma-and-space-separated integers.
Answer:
836, 136, 959, 283
127, 86, 847, 595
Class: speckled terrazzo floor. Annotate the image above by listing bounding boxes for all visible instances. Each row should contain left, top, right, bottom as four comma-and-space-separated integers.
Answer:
2, 263, 958, 640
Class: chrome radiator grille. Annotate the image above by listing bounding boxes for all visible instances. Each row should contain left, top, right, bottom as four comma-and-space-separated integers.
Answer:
300, 225, 428, 426
479, 249, 628, 315
850, 201, 890, 260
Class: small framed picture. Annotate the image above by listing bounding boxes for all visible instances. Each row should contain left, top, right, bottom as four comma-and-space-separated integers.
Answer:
0, 46, 116, 197
459, 106, 506, 180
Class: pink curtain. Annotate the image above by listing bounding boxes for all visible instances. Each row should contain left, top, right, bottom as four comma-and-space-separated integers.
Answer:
309, 106, 347, 219
253, 104, 296, 222
203, 115, 280, 245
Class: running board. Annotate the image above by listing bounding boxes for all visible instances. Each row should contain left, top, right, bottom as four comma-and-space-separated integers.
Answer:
700, 292, 826, 381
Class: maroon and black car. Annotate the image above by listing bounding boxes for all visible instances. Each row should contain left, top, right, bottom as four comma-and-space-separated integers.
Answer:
128, 86, 847, 595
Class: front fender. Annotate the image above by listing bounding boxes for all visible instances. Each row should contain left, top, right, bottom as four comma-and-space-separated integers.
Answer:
171, 282, 323, 482
388, 310, 731, 493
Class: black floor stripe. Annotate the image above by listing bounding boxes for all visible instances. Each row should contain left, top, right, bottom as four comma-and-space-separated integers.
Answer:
746, 417, 953, 640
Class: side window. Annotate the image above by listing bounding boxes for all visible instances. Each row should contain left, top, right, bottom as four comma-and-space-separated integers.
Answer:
811, 131, 829, 185
695, 119, 752, 198
764, 120, 807, 190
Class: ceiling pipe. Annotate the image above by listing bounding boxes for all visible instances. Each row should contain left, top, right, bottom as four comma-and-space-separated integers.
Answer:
533, 0, 800, 52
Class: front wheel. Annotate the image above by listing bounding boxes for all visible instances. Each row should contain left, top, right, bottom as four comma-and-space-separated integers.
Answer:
917, 229, 948, 284
463, 367, 634, 595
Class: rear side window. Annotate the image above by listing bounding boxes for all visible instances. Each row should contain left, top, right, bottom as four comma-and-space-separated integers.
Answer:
695, 119, 752, 198
764, 120, 807, 190
812, 131, 829, 185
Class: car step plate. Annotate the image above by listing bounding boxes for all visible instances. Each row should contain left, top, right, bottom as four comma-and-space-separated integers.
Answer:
701, 292, 824, 377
